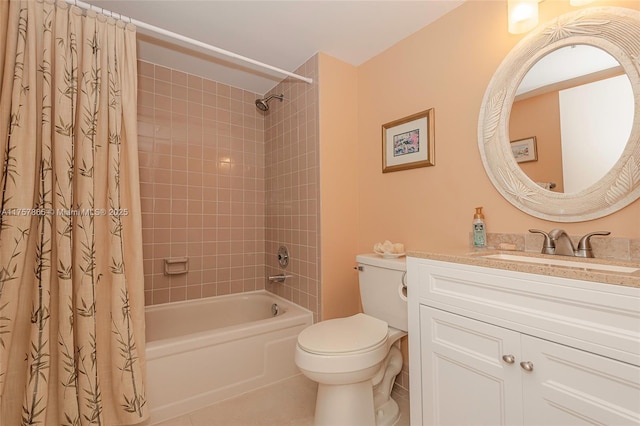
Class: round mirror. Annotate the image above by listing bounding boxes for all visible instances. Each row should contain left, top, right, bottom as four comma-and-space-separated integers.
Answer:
478, 7, 640, 222
509, 45, 634, 194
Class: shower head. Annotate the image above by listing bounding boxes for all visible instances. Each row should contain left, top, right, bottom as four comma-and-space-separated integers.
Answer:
255, 94, 284, 111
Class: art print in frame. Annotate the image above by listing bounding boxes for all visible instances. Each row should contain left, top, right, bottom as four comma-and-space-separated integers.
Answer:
510, 136, 538, 163
382, 108, 435, 173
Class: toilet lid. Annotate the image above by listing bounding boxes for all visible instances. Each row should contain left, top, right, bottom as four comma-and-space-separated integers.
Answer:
298, 313, 388, 355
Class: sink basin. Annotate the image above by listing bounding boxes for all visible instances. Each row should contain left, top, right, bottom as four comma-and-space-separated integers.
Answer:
481, 253, 640, 274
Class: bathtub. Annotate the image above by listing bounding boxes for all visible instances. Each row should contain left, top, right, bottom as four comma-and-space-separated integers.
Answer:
145, 290, 313, 424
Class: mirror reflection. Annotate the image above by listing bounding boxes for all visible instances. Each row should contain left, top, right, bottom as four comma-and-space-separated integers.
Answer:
509, 45, 634, 194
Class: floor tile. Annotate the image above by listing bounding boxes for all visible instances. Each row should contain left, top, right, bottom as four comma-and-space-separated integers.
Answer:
189, 375, 316, 426
153, 414, 193, 426
153, 374, 410, 426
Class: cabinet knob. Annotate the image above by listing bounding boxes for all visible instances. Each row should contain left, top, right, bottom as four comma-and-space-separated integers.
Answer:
520, 361, 534, 372
502, 354, 515, 364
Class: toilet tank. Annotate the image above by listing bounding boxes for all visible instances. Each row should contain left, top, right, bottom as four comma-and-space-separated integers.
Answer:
356, 254, 408, 332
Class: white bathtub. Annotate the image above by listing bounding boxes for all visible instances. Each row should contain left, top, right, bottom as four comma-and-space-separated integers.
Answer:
145, 290, 313, 424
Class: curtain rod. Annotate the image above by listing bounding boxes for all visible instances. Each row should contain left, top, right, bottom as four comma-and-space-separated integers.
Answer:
65, 0, 314, 85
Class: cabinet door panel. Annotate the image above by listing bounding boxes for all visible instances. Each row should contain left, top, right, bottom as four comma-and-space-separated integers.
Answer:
420, 307, 523, 426
522, 335, 640, 425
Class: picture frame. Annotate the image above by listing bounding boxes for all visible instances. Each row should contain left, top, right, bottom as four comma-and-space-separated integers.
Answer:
382, 108, 435, 173
510, 136, 538, 163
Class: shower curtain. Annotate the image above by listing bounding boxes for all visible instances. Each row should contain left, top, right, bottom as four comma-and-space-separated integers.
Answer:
0, 1, 147, 424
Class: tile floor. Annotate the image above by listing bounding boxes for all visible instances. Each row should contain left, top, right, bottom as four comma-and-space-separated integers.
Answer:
154, 374, 411, 426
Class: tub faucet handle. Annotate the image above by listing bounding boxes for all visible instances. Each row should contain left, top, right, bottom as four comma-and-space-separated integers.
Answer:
576, 231, 611, 258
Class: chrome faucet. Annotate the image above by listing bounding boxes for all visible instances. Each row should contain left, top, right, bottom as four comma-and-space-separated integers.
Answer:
549, 229, 575, 256
268, 273, 292, 283
529, 229, 610, 258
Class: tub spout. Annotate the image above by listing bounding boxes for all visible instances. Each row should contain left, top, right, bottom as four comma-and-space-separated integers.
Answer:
268, 274, 292, 283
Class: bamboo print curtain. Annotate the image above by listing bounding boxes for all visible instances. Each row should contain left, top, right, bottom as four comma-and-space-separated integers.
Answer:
0, 1, 148, 424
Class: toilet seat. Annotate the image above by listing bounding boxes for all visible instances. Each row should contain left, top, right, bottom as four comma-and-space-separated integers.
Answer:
297, 313, 388, 355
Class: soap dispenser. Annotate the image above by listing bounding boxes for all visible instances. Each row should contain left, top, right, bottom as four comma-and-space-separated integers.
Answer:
473, 207, 486, 248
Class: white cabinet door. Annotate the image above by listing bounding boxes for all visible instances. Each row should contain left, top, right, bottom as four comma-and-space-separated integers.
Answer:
420, 306, 524, 426
521, 335, 640, 425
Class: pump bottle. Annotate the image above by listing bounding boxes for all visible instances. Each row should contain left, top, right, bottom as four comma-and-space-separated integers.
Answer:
473, 207, 486, 248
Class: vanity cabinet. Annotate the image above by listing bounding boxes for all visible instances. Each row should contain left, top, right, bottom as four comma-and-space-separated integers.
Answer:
407, 257, 640, 426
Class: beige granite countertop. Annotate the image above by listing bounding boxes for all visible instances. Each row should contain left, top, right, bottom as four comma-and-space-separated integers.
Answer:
407, 248, 640, 288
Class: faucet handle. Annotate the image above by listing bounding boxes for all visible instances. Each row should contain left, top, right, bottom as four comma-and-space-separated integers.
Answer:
576, 231, 611, 258
528, 229, 554, 254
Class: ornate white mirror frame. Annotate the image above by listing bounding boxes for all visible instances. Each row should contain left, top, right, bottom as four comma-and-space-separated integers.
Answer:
478, 7, 640, 222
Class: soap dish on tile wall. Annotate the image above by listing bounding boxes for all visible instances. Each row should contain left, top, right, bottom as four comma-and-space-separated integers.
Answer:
164, 257, 189, 275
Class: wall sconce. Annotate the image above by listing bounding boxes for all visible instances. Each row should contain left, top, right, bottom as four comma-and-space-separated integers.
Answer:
508, 0, 596, 34
508, 0, 540, 34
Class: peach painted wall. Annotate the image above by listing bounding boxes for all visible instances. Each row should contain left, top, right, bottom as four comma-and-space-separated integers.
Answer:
318, 53, 360, 320
356, 0, 640, 256
511, 92, 564, 192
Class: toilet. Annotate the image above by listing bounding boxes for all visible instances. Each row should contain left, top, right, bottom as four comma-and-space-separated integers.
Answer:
295, 254, 408, 426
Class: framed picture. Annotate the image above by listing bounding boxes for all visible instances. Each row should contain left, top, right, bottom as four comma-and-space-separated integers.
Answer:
510, 136, 538, 163
382, 108, 435, 173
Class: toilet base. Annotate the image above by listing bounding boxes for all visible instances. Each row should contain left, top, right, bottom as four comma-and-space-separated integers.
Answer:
372, 344, 403, 425
374, 397, 400, 426
314, 380, 376, 426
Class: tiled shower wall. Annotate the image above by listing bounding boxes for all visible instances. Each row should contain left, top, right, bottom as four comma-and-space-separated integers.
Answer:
137, 60, 267, 305
264, 57, 321, 320
136, 56, 321, 320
